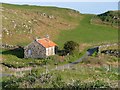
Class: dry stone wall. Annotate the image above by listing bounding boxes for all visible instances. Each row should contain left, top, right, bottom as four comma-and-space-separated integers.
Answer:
0, 43, 20, 49
98, 43, 118, 53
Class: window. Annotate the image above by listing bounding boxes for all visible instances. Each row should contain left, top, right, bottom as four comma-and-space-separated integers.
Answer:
46, 47, 54, 56
28, 49, 32, 56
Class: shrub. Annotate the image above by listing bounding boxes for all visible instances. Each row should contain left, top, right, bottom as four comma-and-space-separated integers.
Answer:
51, 74, 65, 88
64, 41, 79, 55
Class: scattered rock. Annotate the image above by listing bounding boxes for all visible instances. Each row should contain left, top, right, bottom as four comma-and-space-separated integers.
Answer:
11, 20, 17, 29
40, 13, 55, 19
41, 13, 46, 17
14, 23, 17, 29
4, 17, 8, 20
28, 20, 32, 23
12, 20, 15, 23
48, 15, 54, 19
3, 15, 8, 20
33, 19, 37, 22
6, 32, 9, 35
2, 28, 10, 35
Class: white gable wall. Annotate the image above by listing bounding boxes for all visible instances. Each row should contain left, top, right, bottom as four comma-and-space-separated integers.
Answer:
46, 46, 55, 56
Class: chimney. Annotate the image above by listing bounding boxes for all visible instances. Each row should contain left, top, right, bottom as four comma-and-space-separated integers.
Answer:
46, 35, 49, 39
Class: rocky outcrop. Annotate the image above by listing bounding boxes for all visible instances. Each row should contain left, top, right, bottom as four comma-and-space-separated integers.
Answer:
101, 49, 119, 57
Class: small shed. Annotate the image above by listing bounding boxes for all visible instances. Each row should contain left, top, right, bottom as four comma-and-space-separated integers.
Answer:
24, 38, 57, 58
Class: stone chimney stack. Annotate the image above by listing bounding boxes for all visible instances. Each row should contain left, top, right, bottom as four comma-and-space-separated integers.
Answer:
46, 35, 49, 39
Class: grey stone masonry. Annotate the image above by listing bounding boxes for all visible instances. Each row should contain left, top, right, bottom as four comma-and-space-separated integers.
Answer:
24, 40, 46, 59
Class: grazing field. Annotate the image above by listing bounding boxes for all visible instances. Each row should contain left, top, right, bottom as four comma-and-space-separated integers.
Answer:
56, 14, 118, 47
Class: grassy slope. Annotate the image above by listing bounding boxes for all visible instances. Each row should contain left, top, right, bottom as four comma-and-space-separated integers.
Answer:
2, 3, 118, 47
56, 14, 118, 47
2, 3, 80, 45
91, 11, 119, 28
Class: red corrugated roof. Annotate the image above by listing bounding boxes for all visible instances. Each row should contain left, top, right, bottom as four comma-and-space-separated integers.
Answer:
36, 38, 57, 48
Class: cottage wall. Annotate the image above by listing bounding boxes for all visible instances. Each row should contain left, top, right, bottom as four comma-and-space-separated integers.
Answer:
46, 46, 55, 56
24, 40, 46, 58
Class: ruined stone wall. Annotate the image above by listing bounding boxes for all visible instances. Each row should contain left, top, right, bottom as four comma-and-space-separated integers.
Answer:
0, 43, 21, 49
98, 43, 118, 53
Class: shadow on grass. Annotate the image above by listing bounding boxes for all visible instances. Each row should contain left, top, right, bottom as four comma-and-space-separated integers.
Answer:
55, 46, 68, 56
2, 47, 24, 58
57, 50, 68, 56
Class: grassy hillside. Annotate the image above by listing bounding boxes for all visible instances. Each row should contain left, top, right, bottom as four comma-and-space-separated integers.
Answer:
2, 3, 118, 47
91, 11, 119, 28
2, 3, 81, 45
56, 14, 118, 47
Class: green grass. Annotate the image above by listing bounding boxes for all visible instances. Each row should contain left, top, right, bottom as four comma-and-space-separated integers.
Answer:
1, 3, 119, 88
56, 14, 118, 48
2, 62, 118, 88
2, 3, 118, 47
1, 49, 118, 88
1, 48, 83, 69
2, 3, 80, 45
1, 48, 46, 68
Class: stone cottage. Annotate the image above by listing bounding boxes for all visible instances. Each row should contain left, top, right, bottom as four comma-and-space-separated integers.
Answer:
24, 38, 57, 58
